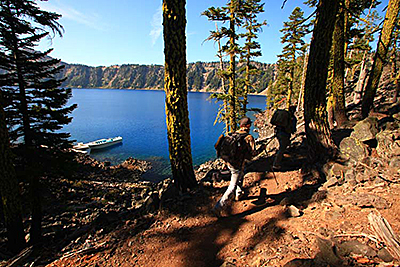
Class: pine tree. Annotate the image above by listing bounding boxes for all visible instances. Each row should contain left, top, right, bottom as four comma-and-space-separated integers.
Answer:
0, 0, 76, 148
362, 0, 400, 117
274, 7, 310, 109
304, 0, 339, 161
238, 0, 267, 116
163, 0, 197, 192
203, 0, 245, 131
0, 0, 76, 244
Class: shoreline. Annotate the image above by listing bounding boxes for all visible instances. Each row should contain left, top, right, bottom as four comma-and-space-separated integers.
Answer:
68, 87, 268, 96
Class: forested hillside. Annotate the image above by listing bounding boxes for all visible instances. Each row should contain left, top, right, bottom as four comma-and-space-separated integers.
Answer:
57, 61, 276, 93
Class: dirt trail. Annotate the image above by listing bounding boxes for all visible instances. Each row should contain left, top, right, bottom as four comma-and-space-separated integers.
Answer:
44, 145, 400, 267
47, 166, 304, 267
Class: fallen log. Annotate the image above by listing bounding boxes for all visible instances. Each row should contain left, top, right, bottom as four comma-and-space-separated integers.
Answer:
368, 211, 400, 260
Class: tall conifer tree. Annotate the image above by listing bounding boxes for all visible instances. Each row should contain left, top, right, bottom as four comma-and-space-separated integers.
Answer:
163, 0, 197, 192
304, 0, 339, 161
238, 0, 266, 116
203, 0, 244, 131
274, 7, 310, 109
0, 0, 76, 148
362, 0, 400, 117
0, 0, 76, 243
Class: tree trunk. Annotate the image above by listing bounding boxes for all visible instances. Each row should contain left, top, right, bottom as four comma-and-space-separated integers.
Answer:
29, 178, 42, 244
304, 0, 339, 162
162, 0, 197, 192
331, 4, 348, 127
216, 23, 230, 134
361, 0, 400, 118
297, 53, 308, 112
354, 52, 369, 104
0, 92, 26, 253
228, 9, 237, 132
243, 52, 250, 116
286, 65, 294, 109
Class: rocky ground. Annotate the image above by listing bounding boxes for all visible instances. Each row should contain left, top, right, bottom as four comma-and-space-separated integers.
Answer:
1, 85, 400, 266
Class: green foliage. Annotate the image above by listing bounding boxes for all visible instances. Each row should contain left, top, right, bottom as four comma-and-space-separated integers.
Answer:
272, 7, 311, 107
0, 0, 76, 149
203, 0, 267, 130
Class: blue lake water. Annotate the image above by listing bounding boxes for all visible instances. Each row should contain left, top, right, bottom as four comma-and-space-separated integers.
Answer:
64, 89, 266, 181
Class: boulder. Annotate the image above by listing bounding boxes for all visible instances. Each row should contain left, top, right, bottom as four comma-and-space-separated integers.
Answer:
337, 240, 377, 258
351, 117, 378, 142
286, 205, 302, 217
389, 156, 400, 169
376, 130, 397, 157
339, 137, 368, 161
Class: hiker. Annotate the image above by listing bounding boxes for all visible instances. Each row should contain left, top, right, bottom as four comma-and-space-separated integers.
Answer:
212, 117, 266, 217
271, 106, 297, 170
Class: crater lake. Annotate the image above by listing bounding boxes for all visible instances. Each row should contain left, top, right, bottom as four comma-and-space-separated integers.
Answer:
64, 89, 267, 181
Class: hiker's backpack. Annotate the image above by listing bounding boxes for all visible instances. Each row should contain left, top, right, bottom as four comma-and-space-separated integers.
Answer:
270, 109, 296, 133
214, 132, 250, 168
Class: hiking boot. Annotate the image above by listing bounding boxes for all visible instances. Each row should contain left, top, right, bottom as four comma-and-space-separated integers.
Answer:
211, 205, 223, 218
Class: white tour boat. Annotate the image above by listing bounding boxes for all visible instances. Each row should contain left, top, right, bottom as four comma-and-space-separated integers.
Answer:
86, 136, 123, 150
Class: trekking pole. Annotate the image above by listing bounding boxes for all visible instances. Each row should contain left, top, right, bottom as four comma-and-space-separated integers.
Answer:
270, 166, 279, 187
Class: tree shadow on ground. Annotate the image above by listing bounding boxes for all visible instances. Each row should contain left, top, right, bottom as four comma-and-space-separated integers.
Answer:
106, 146, 328, 267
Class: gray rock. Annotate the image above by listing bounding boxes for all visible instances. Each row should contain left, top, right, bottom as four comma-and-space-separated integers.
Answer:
287, 205, 301, 217
315, 237, 343, 266
351, 117, 378, 142
339, 137, 368, 161
377, 247, 394, 262
344, 169, 357, 185
352, 193, 390, 209
376, 130, 396, 157
389, 156, 400, 169
337, 240, 377, 258
324, 177, 339, 188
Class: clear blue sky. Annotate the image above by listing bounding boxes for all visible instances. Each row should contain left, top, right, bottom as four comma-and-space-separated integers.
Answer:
37, 0, 389, 67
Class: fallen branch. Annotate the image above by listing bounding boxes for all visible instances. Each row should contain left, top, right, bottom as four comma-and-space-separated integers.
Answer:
368, 211, 400, 259
334, 233, 381, 246
6, 246, 33, 267
60, 241, 108, 260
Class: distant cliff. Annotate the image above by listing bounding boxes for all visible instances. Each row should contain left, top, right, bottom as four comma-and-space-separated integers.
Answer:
58, 61, 276, 93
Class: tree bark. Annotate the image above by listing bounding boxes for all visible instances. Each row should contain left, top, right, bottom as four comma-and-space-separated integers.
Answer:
0, 92, 26, 253
331, 3, 348, 127
304, 0, 339, 161
163, 0, 197, 192
361, 0, 400, 117
228, 8, 237, 132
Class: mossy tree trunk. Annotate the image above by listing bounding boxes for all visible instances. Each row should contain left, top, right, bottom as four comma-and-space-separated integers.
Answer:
304, 0, 339, 161
162, 0, 196, 192
331, 3, 348, 127
228, 9, 237, 132
361, 0, 400, 117
0, 92, 25, 253
286, 64, 294, 109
